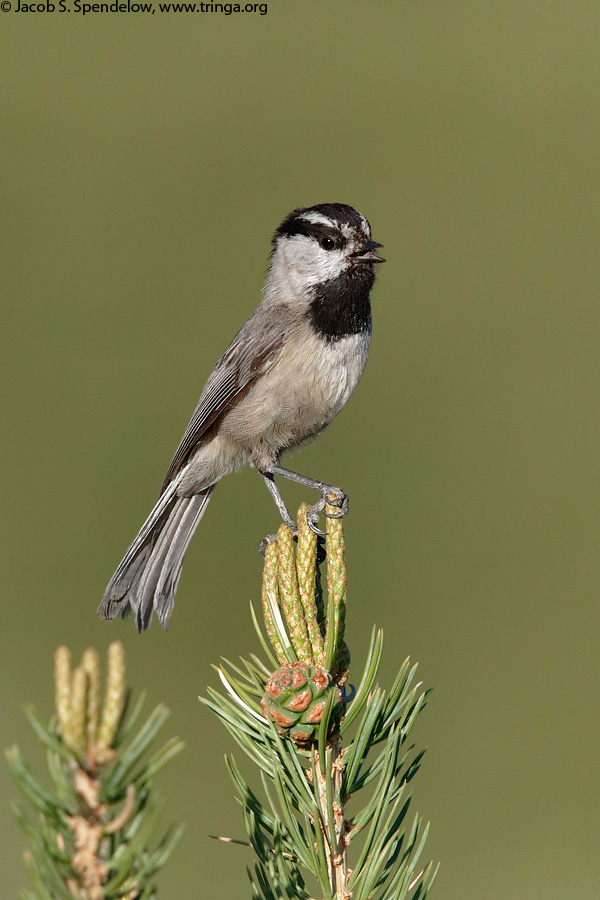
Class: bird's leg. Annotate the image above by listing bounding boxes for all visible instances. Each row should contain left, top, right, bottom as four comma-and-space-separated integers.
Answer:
261, 472, 297, 530
263, 465, 349, 535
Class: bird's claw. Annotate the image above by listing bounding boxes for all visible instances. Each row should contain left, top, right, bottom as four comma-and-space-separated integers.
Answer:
306, 506, 327, 535
259, 521, 300, 555
259, 534, 278, 556
306, 486, 349, 535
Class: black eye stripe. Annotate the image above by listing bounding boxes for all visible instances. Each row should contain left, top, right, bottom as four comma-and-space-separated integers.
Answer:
277, 219, 345, 249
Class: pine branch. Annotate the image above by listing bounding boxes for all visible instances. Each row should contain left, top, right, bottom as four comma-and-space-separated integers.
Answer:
6, 642, 184, 900
205, 505, 439, 900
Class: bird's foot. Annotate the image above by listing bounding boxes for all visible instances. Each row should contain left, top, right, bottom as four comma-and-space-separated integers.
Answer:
259, 534, 279, 557
259, 521, 300, 556
307, 486, 349, 535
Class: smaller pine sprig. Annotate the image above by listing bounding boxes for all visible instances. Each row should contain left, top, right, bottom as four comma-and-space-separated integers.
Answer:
6, 642, 185, 900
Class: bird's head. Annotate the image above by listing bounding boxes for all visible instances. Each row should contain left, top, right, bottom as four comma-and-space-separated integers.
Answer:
269, 203, 385, 293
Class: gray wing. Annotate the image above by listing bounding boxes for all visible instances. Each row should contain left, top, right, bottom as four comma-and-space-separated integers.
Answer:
161, 304, 293, 492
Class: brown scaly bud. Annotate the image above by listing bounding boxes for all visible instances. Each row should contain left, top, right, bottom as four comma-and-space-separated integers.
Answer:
261, 661, 343, 746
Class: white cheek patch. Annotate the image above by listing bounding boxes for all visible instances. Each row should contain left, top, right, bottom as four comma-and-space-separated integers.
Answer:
282, 235, 349, 285
316, 247, 348, 281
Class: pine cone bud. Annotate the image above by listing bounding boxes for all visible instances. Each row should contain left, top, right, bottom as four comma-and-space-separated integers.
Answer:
261, 661, 343, 745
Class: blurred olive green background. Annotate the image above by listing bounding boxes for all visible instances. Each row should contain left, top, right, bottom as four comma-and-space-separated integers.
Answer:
2, 1, 600, 897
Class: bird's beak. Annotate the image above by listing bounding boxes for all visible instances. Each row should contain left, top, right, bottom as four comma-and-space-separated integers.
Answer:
350, 239, 386, 263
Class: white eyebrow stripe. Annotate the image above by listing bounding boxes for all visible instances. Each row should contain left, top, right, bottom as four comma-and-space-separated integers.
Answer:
299, 211, 336, 227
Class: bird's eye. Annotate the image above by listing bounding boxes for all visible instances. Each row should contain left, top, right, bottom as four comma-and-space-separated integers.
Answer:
320, 237, 335, 251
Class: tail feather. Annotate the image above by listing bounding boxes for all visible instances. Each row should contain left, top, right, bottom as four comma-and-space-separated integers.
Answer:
106, 479, 180, 592
134, 497, 190, 631
154, 495, 208, 628
98, 483, 213, 631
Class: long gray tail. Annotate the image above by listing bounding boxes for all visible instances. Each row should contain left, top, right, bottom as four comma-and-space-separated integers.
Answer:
98, 481, 213, 631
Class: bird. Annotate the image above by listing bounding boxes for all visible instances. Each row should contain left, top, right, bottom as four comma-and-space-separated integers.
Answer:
98, 203, 384, 632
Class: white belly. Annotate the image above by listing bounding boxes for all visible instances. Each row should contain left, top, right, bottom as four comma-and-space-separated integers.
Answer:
178, 325, 370, 491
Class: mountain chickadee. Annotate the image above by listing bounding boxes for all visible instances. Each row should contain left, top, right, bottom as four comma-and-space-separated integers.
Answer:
98, 203, 384, 631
